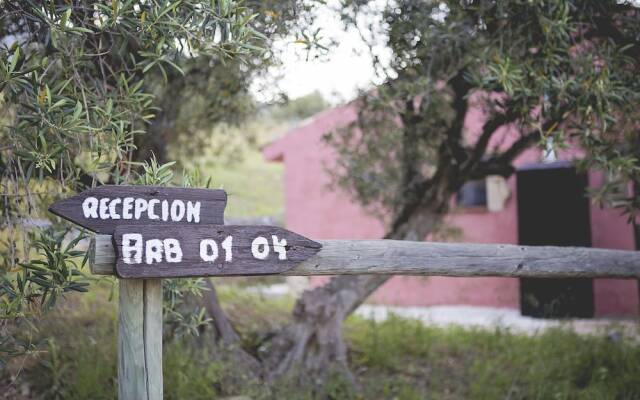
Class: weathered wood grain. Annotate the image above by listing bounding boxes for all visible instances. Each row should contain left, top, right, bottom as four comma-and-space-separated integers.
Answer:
92, 235, 640, 278
118, 279, 146, 400
113, 225, 322, 278
49, 185, 227, 234
144, 280, 163, 400
118, 279, 162, 400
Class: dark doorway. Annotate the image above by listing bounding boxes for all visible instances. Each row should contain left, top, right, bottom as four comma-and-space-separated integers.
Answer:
517, 161, 594, 318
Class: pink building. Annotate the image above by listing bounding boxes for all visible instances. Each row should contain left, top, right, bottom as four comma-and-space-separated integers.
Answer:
264, 102, 639, 318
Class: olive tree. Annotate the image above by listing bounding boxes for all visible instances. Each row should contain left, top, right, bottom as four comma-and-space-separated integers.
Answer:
134, 0, 317, 164
0, 0, 271, 362
259, 0, 640, 383
4, 0, 639, 389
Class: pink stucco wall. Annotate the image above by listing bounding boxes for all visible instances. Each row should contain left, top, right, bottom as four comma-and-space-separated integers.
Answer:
264, 102, 639, 317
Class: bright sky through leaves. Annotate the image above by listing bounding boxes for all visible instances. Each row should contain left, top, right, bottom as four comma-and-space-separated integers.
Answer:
252, 0, 391, 104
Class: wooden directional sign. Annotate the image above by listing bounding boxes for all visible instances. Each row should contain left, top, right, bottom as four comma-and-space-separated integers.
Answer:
113, 225, 322, 278
48, 185, 227, 234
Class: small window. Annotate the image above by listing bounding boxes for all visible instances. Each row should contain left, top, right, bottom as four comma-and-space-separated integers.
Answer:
456, 180, 487, 207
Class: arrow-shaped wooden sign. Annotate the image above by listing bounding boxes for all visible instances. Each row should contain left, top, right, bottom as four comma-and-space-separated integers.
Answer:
48, 185, 227, 234
113, 224, 322, 278
48, 185, 324, 399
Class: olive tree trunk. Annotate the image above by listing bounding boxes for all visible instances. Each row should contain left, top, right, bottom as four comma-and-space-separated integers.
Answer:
261, 207, 445, 383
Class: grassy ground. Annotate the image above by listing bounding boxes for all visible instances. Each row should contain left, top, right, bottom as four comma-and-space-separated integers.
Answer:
172, 94, 330, 221
171, 91, 329, 220
207, 149, 284, 220
2, 281, 639, 400
170, 117, 287, 220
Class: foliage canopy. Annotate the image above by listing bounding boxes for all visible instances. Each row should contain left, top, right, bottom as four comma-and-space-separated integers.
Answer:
329, 0, 640, 236
0, 0, 304, 361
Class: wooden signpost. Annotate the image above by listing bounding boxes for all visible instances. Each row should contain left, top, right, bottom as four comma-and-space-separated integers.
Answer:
49, 185, 227, 233
49, 185, 322, 400
113, 224, 321, 278
49, 185, 640, 400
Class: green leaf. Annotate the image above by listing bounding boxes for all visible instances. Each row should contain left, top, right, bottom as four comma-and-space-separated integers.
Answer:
60, 8, 71, 29
163, 58, 184, 76
28, 276, 54, 288
73, 101, 83, 119
9, 46, 20, 73
49, 98, 67, 110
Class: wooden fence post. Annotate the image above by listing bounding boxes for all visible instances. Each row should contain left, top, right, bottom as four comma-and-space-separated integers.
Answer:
49, 185, 227, 400
118, 279, 163, 400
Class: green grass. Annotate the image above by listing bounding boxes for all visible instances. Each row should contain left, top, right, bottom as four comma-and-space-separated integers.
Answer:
2, 283, 639, 399
173, 116, 290, 221
207, 150, 284, 220
345, 316, 640, 399
169, 93, 328, 220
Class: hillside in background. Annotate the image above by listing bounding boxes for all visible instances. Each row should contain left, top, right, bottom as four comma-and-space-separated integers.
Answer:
170, 91, 328, 220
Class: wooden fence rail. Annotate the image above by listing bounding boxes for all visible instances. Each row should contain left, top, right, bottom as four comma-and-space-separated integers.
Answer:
88, 233, 640, 400
90, 234, 640, 278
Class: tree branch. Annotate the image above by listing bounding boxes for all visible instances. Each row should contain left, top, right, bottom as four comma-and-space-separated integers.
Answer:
500, 130, 541, 163
468, 112, 567, 180
462, 107, 519, 176
444, 69, 473, 165
202, 279, 262, 374
399, 98, 422, 194
388, 69, 473, 238
203, 279, 242, 344
468, 131, 540, 179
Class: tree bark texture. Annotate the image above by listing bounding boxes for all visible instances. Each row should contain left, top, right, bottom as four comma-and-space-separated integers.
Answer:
261, 207, 445, 383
